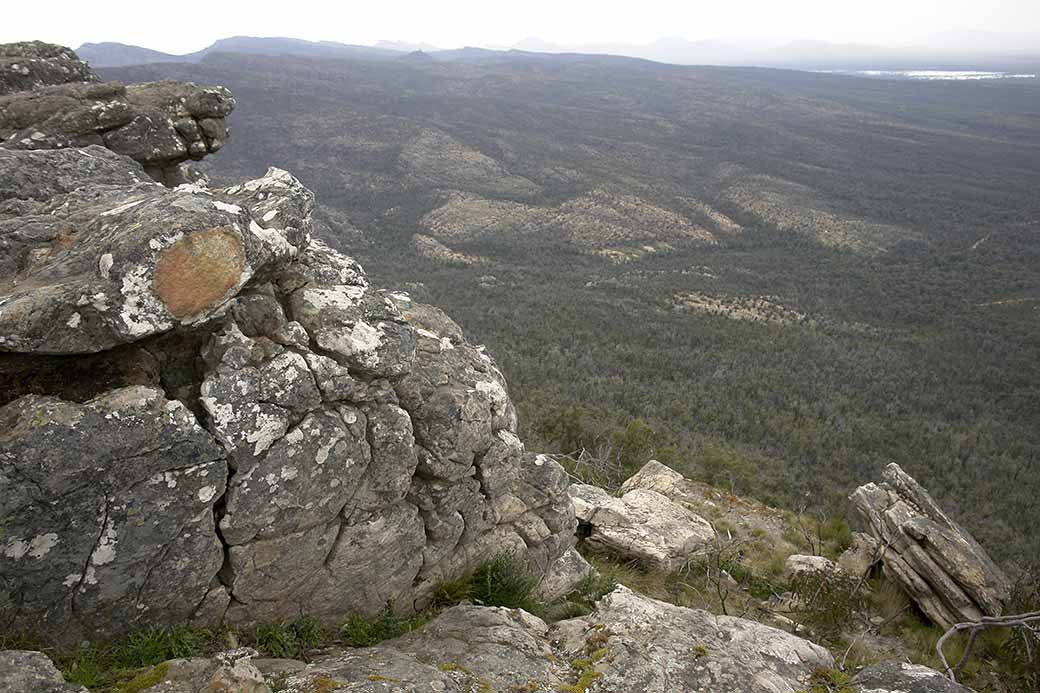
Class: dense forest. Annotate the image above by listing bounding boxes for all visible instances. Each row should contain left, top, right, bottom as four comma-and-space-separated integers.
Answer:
106, 51, 1040, 563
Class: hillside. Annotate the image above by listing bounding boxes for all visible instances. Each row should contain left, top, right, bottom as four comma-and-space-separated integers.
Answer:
104, 51, 1040, 562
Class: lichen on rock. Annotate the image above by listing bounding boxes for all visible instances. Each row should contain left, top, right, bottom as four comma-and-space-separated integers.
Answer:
0, 41, 576, 642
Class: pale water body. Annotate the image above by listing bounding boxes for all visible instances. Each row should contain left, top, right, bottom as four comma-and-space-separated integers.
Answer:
822, 69, 1036, 81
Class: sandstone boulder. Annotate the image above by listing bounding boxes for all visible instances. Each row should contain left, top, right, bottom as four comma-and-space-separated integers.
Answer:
569, 481, 714, 570
850, 463, 1011, 629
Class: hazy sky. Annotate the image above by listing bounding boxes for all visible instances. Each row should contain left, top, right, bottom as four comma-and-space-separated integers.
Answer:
3, 0, 1039, 54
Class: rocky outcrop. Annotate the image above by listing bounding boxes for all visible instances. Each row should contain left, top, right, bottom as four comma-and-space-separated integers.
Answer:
0, 44, 574, 642
850, 463, 1011, 629
17, 586, 834, 692
0, 43, 232, 186
0, 42, 96, 95
853, 661, 975, 693
0, 650, 86, 693
569, 482, 714, 570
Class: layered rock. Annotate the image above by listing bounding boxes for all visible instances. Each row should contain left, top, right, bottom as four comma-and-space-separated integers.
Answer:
0, 44, 574, 642
850, 463, 1011, 629
0, 43, 232, 186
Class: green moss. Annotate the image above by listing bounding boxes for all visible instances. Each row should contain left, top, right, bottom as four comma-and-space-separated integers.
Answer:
118, 662, 168, 693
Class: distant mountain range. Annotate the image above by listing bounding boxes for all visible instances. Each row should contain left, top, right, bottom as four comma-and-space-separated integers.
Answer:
77, 32, 1040, 71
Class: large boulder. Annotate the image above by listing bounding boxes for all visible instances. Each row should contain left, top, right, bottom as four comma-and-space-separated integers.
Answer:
569, 481, 714, 570
0, 650, 87, 693
852, 661, 975, 693
0, 47, 576, 642
0, 42, 233, 186
850, 463, 1011, 629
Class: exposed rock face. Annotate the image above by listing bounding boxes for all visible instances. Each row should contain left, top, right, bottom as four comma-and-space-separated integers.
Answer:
0, 45, 574, 642
850, 463, 1011, 629
0, 42, 96, 95
0, 387, 226, 638
0, 650, 87, 693
0, 43, 232, 186
853, 661, 975, 693
569, 479, 715, 570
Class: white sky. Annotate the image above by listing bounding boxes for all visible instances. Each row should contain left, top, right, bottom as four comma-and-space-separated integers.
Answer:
2, 0, 1038, 54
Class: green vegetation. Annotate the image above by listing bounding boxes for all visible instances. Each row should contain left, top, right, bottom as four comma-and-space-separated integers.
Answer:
254, 616, 327, 659
340, 604, 430, 647
30, 552, 598, 692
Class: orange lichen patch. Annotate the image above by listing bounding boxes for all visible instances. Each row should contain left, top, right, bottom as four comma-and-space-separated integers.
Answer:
153, 227, 244, 319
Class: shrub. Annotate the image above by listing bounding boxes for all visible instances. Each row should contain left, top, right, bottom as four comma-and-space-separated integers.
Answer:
341, 603, 428, 648
253, 616, 326, 659
471, 552, 540, 613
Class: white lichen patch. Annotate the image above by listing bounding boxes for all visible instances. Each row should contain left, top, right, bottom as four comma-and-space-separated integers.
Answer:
246, 411, 289, 456
262, 209, 279, 222
320, 320, 384, 369
212, 200, 243, 215
91, 520, 118, 567
197, 486, 218, 503
249, 219, 296, 259
476, 379, 508, 415
66, 312, 81, 328
98, 253, 114, 279
119, 263, 173, 337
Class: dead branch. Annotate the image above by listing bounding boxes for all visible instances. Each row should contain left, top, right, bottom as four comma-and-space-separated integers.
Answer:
936, 610, 1040, 682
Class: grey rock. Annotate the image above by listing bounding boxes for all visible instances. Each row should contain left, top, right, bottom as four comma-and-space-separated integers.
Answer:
0, 42, 95, 95
0, 387, 227, 641
853, 661, 975, 692
0, 43, 233, 186
0, 650, 87, 693
784, 554, 844, 581
286, 587, 835, 693
839, 531, 881, 578
0, 160, 306, 354
0, 54, 574, 641
555, 585, 835, 692
536, 546, 596, 601
569, 482, 715, 570
850, 463, 1011, 629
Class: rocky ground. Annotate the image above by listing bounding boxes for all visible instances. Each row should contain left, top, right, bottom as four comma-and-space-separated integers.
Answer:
0, 43, 1030, 693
